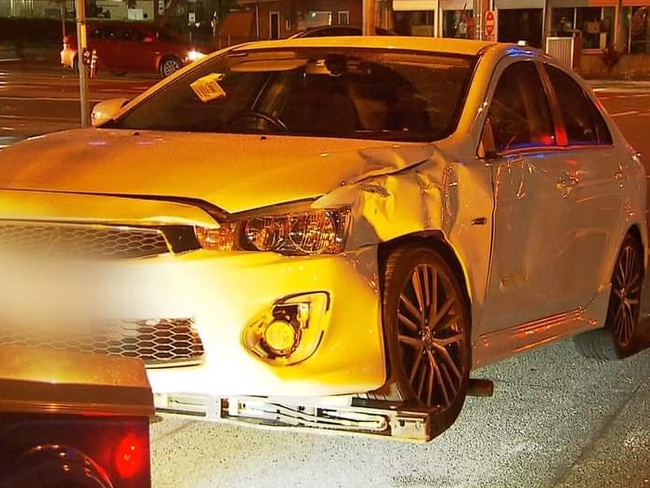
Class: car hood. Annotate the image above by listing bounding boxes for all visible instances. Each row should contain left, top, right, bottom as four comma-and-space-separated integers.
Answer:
0, 129, 438, 215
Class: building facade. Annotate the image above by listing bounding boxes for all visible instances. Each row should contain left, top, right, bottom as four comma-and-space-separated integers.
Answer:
1, 0, 649, 55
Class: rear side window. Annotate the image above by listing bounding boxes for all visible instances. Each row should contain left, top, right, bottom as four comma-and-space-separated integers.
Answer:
486, 60, 555, 152
545, 65, 612, 146
90, 27, 116, 39
121, 28, 145, 42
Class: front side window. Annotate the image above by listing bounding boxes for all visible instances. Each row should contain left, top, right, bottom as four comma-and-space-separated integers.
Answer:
485, 60, 555, 152
545, 64, 612, 146
106, 47, 476, 142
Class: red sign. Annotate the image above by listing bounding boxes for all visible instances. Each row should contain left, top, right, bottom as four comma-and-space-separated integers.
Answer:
485, 10, 495, 37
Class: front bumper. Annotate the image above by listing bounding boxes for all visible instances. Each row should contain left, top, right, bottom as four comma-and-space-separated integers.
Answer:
0, 245, 387, 398
138, 246, 386, 397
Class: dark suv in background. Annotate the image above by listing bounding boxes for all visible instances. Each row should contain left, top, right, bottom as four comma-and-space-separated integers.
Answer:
61, 22, 208, 77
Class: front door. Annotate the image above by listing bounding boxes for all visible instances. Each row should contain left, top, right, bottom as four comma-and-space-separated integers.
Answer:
479, 59, 575, 332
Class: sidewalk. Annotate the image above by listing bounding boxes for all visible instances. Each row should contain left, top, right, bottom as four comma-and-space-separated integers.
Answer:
0, 41, 60, 67
587, 79, 650, 91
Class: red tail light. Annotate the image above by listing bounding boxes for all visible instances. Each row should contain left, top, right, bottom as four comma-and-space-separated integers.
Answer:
114, 434, 146, 479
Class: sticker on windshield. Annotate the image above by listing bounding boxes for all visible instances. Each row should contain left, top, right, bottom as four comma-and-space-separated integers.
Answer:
190, 73, 226, 102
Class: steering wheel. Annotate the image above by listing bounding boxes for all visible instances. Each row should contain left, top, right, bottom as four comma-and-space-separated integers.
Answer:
229, 110, 288, 133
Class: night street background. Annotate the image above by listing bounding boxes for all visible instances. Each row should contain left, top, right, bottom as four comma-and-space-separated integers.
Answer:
2, 62, 650, 487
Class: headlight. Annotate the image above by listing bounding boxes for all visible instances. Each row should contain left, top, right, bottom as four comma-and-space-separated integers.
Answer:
194, 207, 351, 256
186, 50, 206, 62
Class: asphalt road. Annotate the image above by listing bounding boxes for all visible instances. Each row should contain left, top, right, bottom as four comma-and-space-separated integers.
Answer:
3, 65, 650, 487
0, 64, 156, 145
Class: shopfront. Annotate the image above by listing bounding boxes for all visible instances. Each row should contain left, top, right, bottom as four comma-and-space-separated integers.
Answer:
440, 0, 473, 38
494, 0, 544, 47
545, 0, 650, 53
547, 0, 614, 50
0, 0, 155, 21
392, 0, 437, 36
623, 4, 650, 53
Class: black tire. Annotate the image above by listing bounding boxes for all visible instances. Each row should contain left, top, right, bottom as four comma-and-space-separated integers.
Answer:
159, 57, 181, 77
574, 234, 644, 360
372, 244, 471, 430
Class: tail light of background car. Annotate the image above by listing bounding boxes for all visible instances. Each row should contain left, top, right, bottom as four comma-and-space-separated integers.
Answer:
114, 432, 149, 480
62, 35, 70, 50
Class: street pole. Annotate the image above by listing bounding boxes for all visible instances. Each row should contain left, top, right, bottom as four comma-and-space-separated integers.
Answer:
362, 0, 376, 35
75, 0, 90, 128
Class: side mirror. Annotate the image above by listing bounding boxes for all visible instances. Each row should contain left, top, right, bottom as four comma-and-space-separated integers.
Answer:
91, 98, 130, 127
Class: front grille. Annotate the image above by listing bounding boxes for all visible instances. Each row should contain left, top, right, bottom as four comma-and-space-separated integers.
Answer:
0, 318, 205, 367
0, 222, 172, 259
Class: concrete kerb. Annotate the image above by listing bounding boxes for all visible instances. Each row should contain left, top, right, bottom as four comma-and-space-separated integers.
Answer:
587, 80, 650, 92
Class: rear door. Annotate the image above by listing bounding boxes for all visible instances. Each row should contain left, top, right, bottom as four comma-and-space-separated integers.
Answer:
118, 25, 155, 72
89, 24, 120, 71
540, 63, 625, 306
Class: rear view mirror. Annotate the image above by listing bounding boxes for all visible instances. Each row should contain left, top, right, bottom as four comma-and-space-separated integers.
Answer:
91, 97, 130, 127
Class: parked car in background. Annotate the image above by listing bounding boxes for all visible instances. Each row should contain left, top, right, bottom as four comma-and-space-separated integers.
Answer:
61, 21, 207, 77
0, 345, 153, 487
289, 25, 396, 38
3, 37, 648, 443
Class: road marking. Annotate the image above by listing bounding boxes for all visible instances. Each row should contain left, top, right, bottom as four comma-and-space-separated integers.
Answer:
610, 110, 640, 117
0, 96, 103, 103
0, 114, 79, 123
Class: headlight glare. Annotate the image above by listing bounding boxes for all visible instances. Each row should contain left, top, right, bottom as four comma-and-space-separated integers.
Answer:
186, 50, 206, 62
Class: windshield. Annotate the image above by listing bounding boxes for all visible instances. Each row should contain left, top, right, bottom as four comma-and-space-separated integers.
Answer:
107, 47, 476, 142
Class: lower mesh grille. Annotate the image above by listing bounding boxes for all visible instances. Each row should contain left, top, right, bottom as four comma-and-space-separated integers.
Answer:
0, 318, 205, 367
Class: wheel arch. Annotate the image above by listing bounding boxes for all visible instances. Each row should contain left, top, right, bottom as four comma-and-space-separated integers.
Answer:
377, 231, 472, 323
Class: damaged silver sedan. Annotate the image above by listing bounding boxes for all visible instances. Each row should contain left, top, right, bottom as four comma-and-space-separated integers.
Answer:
0, 37, 646, 442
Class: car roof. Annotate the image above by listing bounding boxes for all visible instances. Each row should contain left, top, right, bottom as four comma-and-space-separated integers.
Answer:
231, 36, 498, 57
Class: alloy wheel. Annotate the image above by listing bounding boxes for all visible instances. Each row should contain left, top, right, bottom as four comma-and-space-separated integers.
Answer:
161, 58, 181, 77
396, 263, 467, 409
611, 241, 643, 348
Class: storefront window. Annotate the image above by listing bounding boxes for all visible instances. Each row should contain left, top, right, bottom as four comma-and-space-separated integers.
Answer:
0, 0, 152, 20
550, 7, 613, 49
393, 10, 435, 37
551, 7, 574, 36
578, 7, 611, 48
630, 6, 649, 54
442, 9, 473, 38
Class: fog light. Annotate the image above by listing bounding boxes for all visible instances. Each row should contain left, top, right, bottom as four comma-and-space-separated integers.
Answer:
263, 320, 296, 355
242, 291, 330, 365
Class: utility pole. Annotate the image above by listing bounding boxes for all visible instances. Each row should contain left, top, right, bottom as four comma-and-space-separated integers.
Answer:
75, 0, 90, 128
362, 0, 376, 35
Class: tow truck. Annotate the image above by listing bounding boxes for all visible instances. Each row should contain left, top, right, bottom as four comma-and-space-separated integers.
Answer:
0, 345, 153, 488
